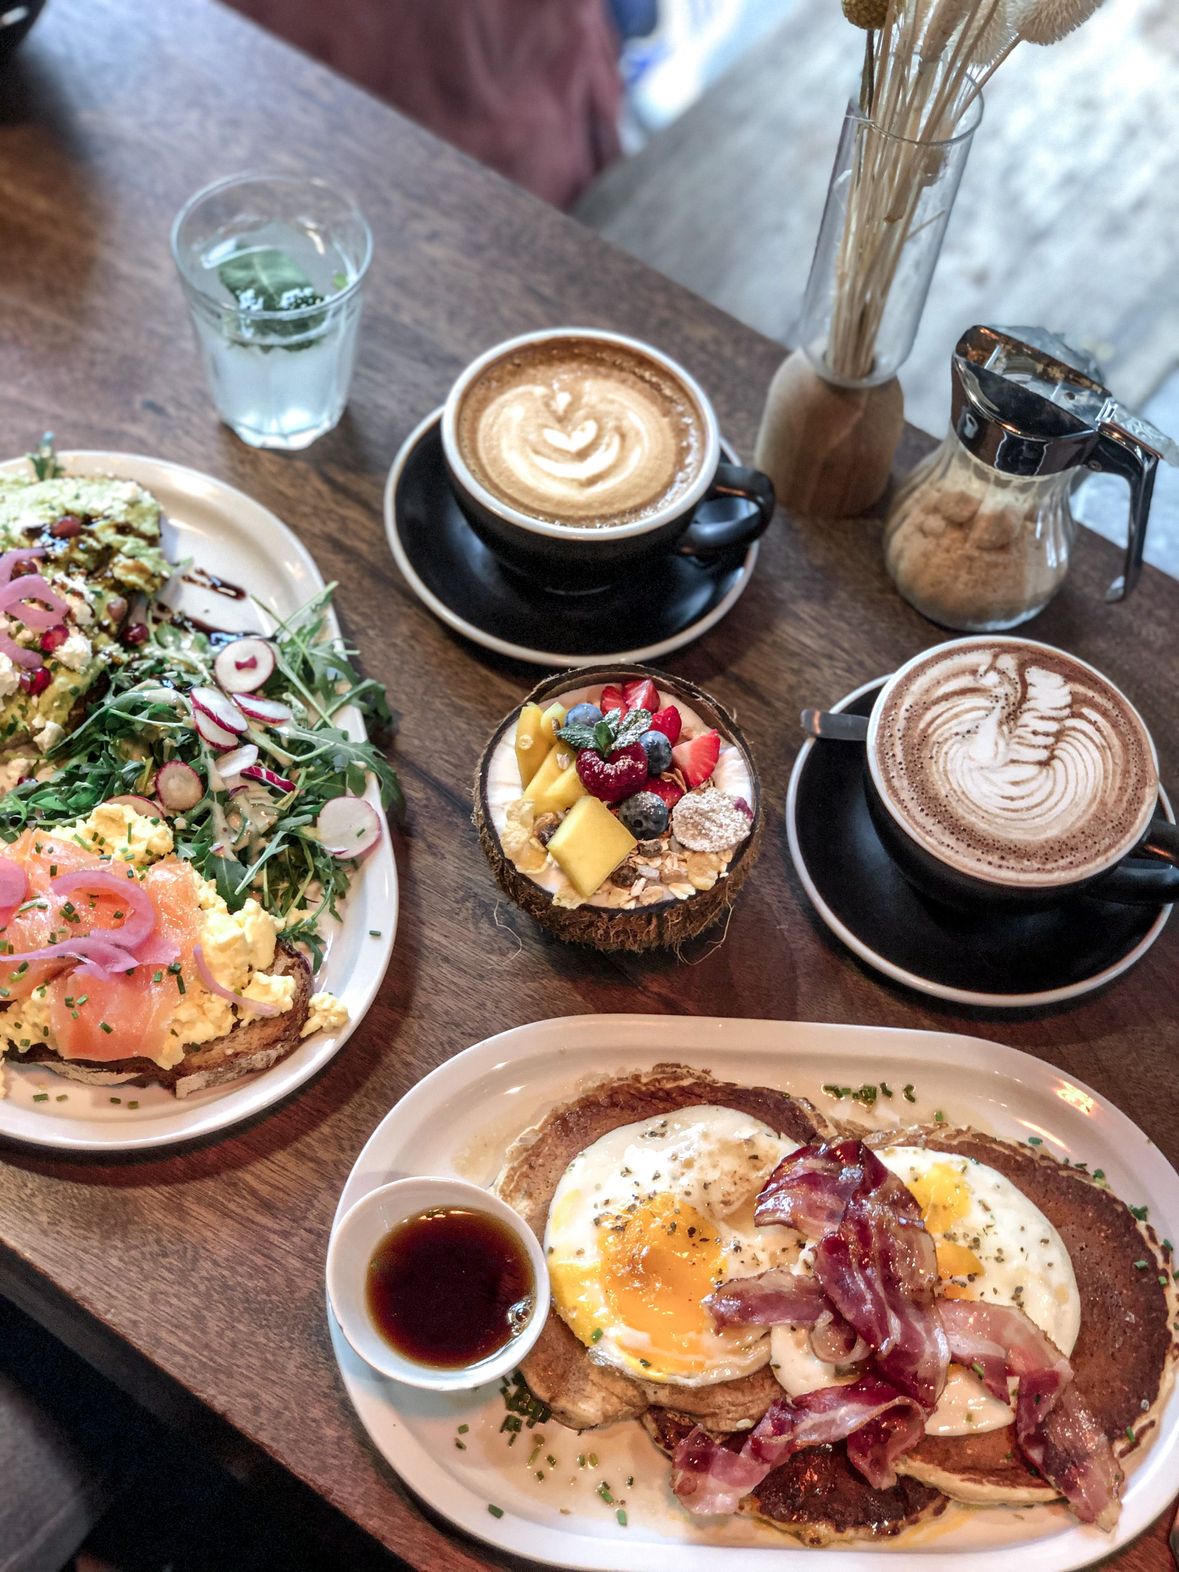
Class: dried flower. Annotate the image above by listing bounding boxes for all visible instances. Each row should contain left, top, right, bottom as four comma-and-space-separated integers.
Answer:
843, 0, 890, 27
1020, 0, 1106, 44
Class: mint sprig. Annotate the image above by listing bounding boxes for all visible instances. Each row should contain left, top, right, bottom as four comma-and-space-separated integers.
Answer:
557, 707, 651, 759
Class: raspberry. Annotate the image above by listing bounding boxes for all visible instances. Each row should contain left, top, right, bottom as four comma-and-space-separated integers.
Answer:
576, 742, 648, 803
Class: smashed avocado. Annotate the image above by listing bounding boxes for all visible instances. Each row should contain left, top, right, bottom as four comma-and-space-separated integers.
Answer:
0, 474, 172, 758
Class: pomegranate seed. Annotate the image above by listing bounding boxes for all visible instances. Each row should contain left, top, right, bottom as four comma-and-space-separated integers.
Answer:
40, 624, 69, 654
20, 667, 51, 696
50, 515, 82, 538
121, 622, 149, 646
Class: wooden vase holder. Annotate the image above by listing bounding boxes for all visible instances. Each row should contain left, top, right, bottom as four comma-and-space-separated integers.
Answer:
755, 347, 904, 518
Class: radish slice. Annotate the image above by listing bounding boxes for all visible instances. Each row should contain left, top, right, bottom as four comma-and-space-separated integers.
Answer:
192, 942, 281, 1017
156, 760, 204, 812
213, 637, 277, 694
240, 763, 296, 793
235, 693, 292, 727
316, 795, 382, 858
108, 795, 161, 818
189, 686, 247, 737
213, 744, 258, 780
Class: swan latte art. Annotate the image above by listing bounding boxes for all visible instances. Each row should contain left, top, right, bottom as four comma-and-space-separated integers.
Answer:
872, 642, 1158, 886
454, 337, 707, 528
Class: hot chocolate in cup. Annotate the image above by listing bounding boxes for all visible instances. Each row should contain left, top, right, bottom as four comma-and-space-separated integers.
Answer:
441, 328, 775, 590
821, 636, 1179, 910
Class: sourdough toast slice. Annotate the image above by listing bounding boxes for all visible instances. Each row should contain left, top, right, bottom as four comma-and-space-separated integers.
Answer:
14, 943, 312, 1098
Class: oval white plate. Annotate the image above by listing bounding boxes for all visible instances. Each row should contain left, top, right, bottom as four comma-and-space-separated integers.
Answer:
327, 1015, 1179, 1572
0, 451, 397, 1152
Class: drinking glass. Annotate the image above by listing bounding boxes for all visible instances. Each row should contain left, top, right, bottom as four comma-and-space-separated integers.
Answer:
171, 173, 372, 451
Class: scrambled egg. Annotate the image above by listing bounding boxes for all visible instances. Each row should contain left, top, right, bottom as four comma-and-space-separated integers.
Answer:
2, 801, 344, 1069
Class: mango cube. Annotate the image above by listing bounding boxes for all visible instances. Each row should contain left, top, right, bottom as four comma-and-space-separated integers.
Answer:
515, 703, 546, 786
523, 741, 574, 806
547, 795, 637, 899
533, 762, 585, 816
539, 702, 567, 745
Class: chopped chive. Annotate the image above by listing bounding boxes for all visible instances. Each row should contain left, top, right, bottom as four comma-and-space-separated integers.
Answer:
933, 1110, 945, 1124
32, 1092, 48, 1102
152, 971, 163, 983
616, 1508, 628, 1527
590, 1328, 603, 1342
98, 1021, 113, 1034
457, 1423, 469, 1434
903, 1084, 916, 1102
1027, 1135, 1043, 1146
487, 1504, 504, 1519
55, 1093, 67, 1102
127, 1100, 139, 1110
597, 1483, 614, 1504
1134, 1260, 1148, 1270
109, 1096, 121, 1104
369, 929, 381, 937
1130, 1204, 1149, 1221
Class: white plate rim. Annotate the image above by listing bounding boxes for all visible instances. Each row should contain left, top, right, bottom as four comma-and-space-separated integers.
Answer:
0, 450, 398, 1152
382, 408, 760, 668
326, 1013, 1179, 1572
785, 675, 1173, 1008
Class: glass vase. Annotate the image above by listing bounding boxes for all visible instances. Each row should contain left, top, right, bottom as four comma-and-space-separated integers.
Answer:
798, 96, 983, 389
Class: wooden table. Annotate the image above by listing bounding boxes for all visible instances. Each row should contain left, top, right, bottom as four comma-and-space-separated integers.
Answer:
0, 1, 1175, 1567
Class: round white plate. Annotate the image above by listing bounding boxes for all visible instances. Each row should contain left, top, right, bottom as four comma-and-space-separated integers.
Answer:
327, 1014, 1179, 1572
383, 409, 760, 667
0, 451, 397, 1151
786, 676, 1174, 1008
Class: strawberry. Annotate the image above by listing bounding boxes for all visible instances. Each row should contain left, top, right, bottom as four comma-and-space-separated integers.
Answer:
672, 730, 720, 789
648, 705, 682, 743
599, 684, 627, 717
622, 677, 659, 713
644, 775, 684, 810
576, 742, 648, 803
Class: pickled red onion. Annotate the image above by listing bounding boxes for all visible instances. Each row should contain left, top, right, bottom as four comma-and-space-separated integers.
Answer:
49, 869, 156, 951
0, 936, 141, 977
0, 548, 45, 586
0, 856, 27, 925
0, 632, 42, 670
192, 941, 281, 1017
0, 573, 71, 629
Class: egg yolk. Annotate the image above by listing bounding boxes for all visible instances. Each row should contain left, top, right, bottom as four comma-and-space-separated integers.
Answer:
596, 1193, 725, 1372
906, 1163, 984, 1294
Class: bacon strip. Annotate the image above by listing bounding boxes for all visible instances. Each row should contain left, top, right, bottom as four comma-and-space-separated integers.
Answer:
939, 1299, 1122, 1529
672, 1377, 926, 1514
754, 1139, 948, 1410
702, 1268, 830, 1328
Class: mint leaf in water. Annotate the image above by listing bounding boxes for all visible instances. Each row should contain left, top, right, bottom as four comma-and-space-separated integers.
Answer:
218, 247, 327, 350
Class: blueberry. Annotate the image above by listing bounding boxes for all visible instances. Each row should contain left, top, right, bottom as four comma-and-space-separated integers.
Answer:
566, 702, 603, 727
618, 791, 670, 840
638, 729, 672, 775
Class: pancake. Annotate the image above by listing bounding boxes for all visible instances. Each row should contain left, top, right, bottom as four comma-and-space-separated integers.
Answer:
493, 1063, 834, 1431
864, 1124, 1179, 1506
643, 1408, 948, 1546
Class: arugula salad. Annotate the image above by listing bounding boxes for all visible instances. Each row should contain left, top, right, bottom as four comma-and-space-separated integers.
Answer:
0, 445, 401, 972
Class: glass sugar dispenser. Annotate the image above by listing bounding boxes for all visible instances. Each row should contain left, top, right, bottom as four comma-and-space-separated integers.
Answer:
883, 325, 1177, 631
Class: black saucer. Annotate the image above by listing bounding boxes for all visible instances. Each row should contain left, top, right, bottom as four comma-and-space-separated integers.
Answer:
786, 682, 1172, 1006
383, 411, 758, 665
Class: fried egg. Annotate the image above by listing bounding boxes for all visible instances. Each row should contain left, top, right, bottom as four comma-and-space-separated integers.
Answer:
770, 1145, 1081, 1436
544, 1106, 799, 1386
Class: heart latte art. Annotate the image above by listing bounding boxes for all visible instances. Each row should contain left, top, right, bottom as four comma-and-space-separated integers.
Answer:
873, 644, 1158, 885
455, 339, 707, 527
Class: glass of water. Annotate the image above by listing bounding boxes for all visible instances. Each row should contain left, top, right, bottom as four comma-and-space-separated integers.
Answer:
171, 173, 372, 451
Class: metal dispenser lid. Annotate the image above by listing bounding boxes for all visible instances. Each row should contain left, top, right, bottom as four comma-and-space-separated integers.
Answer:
950, 325, 1175, 600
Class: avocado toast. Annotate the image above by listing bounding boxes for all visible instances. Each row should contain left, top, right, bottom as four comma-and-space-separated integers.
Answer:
0, 469, 170, 773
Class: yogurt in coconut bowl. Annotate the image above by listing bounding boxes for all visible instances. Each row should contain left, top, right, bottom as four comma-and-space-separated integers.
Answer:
473, 666, 762, 952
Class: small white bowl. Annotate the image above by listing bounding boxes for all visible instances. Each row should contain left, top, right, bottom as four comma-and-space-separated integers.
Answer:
325, 1175, 549, 1391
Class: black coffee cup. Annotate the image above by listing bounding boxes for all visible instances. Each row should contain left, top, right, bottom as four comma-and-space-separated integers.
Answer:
440, 328, 775, 591
809, 636, 1179, 912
